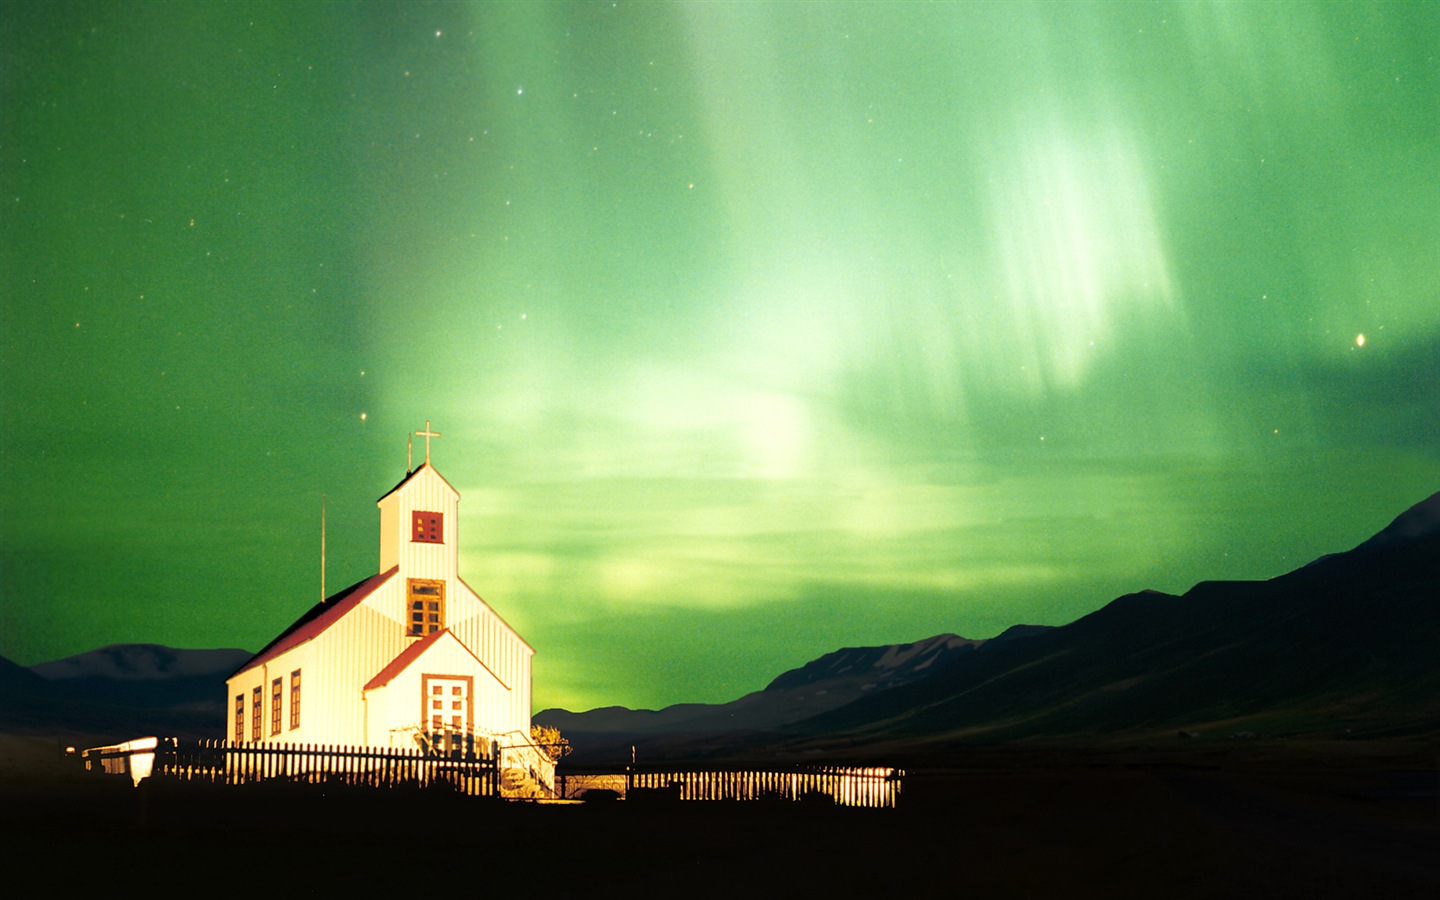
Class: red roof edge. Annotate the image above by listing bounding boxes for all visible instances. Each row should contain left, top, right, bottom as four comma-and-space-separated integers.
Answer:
230, 567, 399, 679
362, 627, 510, 693
362, 628, 448, 691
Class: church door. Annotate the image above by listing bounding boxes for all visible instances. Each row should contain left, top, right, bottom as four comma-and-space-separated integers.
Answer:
424, 675, 472, 736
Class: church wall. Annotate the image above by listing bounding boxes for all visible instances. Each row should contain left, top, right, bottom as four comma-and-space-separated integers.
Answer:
450, 581, 533, 736
224, 669, 260, 742
280, 643, 316, 742
228, 576, 529, 748
224, 640, 317, 745
362, 635, 512, 747
378, 500, 398, 575
316, 589, 407, 744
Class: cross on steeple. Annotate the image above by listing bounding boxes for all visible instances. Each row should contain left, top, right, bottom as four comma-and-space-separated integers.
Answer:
408, 420, 442, 472
417, 421, 441, 464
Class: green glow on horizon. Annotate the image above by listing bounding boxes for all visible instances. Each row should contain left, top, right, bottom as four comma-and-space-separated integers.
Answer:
2, 2, 1437, 712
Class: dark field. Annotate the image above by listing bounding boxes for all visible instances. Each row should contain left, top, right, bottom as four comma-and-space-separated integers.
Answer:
3, 735, 1435, 898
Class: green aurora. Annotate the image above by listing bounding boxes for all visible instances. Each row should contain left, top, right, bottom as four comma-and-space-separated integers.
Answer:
2, 1, 1437, 712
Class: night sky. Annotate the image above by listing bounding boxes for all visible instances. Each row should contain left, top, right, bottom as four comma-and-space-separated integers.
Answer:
3, 2, 1437, 713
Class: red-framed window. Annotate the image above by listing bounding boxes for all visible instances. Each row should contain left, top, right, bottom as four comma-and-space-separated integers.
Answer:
251, 686, 262, 742
234, 694, 244, 743
270, 678, 282, 736
407, 578, 445, 636
289, 670, 301, 730
413, 511, 443, 544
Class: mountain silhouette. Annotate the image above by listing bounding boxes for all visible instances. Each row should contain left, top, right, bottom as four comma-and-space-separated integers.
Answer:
0, 645, 250, 742
787, 491, 1440, 749
542, 492, 1439, 762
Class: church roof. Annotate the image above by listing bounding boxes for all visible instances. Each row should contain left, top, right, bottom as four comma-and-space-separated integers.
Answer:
458, 575, 535, 654
376, 462, 459, 504
230, 567, 399, 678
362, 628, 445, 690
361, 627, 502, 691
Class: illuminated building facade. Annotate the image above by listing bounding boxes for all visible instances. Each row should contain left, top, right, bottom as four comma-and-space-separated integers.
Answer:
226, 450, 534, 759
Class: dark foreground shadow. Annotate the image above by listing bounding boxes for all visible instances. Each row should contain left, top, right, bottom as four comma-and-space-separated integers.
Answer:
4, 740, 1436, 899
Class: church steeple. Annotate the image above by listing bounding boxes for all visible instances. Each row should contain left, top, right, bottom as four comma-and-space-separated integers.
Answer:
377, 424, 460, 581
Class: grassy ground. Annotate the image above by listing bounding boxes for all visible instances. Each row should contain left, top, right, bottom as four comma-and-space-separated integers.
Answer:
2, 733, 1435, 898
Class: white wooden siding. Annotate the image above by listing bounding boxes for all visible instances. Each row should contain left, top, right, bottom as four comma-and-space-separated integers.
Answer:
362, 632, 511, 746
378, 467, 459, 584
229, 463, 533, 747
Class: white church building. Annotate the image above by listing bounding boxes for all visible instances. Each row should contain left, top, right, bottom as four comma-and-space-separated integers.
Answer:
225, 425, 534, 764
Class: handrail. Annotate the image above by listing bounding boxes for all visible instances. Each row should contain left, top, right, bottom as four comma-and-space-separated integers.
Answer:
495, 731, 557, 797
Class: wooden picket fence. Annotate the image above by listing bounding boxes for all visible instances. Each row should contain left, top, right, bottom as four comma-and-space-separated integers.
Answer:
81, 739, 899, 807
83, 737, 499, 796
622, 764, 903, 808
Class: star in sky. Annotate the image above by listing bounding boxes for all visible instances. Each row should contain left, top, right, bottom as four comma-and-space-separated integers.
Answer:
1, 1, 1436, 713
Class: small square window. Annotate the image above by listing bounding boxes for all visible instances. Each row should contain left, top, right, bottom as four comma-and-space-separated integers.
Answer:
413, 512, 443, 544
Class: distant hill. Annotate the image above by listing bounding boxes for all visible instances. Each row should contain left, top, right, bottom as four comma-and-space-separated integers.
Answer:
536, 631, 1053, 763
784, 491, 1440, 752
0, 645, 251, 743
29, 644, 251, 682
540, 492, 1440, 764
